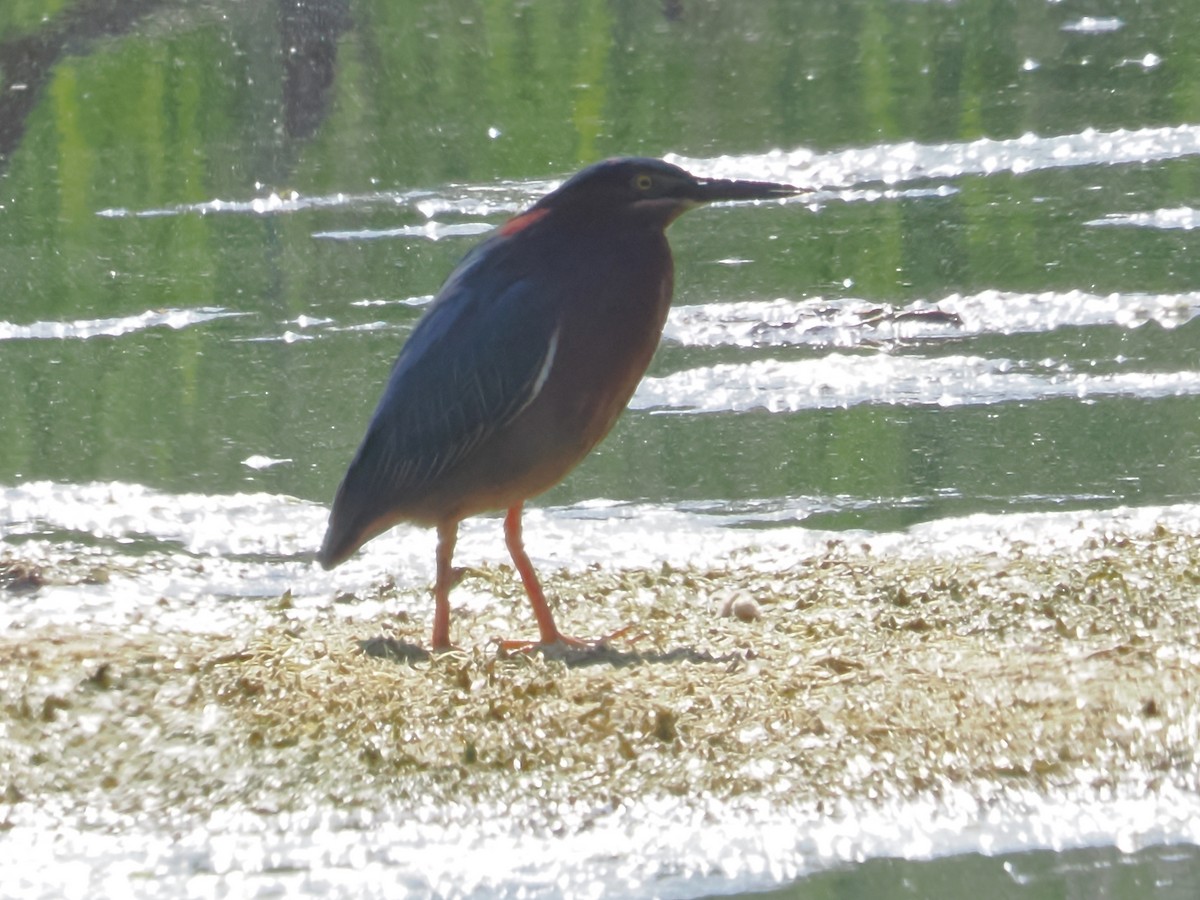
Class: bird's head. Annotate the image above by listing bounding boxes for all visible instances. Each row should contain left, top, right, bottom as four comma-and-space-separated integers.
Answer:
531, 157, 799, 227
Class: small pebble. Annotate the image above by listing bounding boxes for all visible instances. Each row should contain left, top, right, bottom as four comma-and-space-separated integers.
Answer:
718, 593, 762, 622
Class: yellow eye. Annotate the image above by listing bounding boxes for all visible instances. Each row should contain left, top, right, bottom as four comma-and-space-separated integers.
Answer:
634, 173, 653, 191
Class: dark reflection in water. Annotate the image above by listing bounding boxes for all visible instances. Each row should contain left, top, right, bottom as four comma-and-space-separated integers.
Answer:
0, 0, 163, 165
279, 0, 351, 141
0, 0, 353, 167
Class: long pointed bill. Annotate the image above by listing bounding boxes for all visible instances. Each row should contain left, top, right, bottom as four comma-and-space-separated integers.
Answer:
693, 176, 801, 202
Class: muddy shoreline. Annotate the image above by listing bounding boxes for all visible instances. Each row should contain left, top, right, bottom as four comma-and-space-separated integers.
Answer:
3, 522, 1198, 840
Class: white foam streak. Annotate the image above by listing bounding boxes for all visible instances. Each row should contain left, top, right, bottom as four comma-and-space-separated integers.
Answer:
93, 126, 1200, 235
96, 186, 533, 225
666, 290, 1200, 349
313, 222, 494, 241
1062, 16, 1125, 33
1087, 206, 1200, 230
96, 189, 415, 219
672, 124, 1200, 190
634, 354, 1200, 414
0, 307, 241, 341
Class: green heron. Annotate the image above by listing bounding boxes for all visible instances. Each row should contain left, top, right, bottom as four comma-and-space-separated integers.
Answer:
318, 157, 797, 650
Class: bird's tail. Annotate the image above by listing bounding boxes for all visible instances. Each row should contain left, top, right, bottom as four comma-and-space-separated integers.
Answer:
316, 517, 355, 570
316, 450, 401, 570
316, 474, 372, 570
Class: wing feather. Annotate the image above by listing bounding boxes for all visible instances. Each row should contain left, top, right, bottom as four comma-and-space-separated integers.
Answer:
318, 247, 561, 566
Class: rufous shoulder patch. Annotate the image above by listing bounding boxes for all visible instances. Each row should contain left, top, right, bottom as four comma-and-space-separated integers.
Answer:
498, 206, 551, 237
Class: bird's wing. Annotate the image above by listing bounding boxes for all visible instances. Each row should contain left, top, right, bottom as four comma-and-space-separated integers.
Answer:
374, 281, 559, 489
332, 248, 560, 523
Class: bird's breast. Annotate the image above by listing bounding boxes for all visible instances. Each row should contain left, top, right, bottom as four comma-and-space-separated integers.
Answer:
537, 237, 673, 443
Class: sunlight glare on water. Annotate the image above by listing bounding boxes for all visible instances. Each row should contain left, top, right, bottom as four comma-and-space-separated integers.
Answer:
0, 308, 243, 341
673, 124, 1200, 193
664, 290, 1200, 349
4, 0, 1200, 897
1088, 207, 1200, 230
4, 777, 1200, 899
633, 355, 1200, 414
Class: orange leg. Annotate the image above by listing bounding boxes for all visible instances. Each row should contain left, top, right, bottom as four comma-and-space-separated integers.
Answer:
504, 503, 584, 647
431, 521, 458, 650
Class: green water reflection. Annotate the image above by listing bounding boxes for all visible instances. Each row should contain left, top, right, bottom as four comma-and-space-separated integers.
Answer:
3, 0, 1200, 520
3, 0, 1200, 522
4, 1, 1200, 896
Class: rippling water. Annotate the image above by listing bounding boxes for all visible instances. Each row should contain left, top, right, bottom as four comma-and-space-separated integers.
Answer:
4, 0, 1200, 896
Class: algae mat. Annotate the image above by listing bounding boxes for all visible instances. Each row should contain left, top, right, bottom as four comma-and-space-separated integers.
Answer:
2, 520, 1199, 894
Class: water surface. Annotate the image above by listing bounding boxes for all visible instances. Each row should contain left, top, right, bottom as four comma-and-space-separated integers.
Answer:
2, 0, 1200, 896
